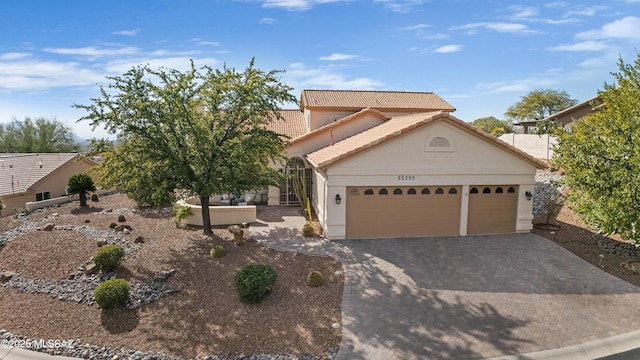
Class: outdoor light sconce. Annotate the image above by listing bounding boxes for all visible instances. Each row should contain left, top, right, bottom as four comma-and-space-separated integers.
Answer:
525, 191, 533, 201
335, 194, 342, 204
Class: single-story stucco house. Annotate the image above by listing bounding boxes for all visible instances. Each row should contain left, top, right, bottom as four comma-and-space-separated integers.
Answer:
0, 153, 97, 217
514, 96, 603, 134
262, 90, 546, 239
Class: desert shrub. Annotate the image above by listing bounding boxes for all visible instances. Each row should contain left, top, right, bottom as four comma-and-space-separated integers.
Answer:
109, 222, 117, 229
93, 244, 125, 272
234, 264, 277, 304
210, 245, 226, 258
94, 278, 129, 311
117, 214, 126, 222
173, 205, 192, 227
307, 270, 324, 287
302, 223, 315, 237
91, 193, 99, 202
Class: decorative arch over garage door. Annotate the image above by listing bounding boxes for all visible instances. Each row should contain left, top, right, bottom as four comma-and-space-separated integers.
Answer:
346, 186, 461, 238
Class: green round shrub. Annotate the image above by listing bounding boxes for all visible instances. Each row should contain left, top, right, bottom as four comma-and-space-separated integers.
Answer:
109, 222, 117, 229
93, 244, 125, 273
210, 245, 226, 258
307, 270, 324, 287
94, 278, 129, 311
234, 264, 277, 304
91, 193, 99, 202
302, 223, 315, 237
117, 214, 126, 222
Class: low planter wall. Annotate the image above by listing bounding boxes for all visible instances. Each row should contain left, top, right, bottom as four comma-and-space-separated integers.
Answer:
182, 199, 256, 226
25, 189, 115, 212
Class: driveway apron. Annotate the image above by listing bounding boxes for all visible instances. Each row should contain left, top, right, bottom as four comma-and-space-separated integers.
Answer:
252, 206, 640, 360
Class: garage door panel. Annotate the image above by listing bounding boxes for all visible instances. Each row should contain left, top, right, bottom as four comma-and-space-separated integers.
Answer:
467, 185, 518, 235
346, 186, 461, 238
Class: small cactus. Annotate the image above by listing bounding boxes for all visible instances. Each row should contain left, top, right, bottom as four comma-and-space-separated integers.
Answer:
117, 214, 126, 222
109, 222, 117, 229
91, 193, 99, 202
302, 223, 315, 237
210, 245, 226, 258
307, 270, 324, 287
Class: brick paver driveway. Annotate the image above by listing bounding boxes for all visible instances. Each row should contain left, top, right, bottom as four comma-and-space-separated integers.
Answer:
333, 234, 640, 360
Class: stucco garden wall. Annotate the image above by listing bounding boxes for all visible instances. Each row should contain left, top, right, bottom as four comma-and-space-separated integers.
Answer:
498, 134, 557, 161
181, 198, 256, 226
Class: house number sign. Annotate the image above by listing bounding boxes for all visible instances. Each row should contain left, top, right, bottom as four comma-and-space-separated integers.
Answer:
397, 175, 415, 180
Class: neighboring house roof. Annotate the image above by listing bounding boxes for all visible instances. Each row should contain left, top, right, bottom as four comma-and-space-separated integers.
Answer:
0, 153, 90, 197
306, 111, 547, 169
514, 96, 602, 128
300, 90, 456, 112
290, 108, 390, 145
540, 96, 602, 124
266, 109, 306, 139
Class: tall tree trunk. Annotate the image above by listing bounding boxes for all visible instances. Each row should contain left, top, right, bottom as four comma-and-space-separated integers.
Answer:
200, 195, 212, 235
79, 193, 87, 207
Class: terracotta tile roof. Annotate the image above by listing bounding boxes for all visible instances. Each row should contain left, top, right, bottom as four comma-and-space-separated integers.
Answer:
306, 112, 547, 169
0, 153, 82, 197
266, 109, 306, 139
290, 108, 390, 145
300, 90, 456, 112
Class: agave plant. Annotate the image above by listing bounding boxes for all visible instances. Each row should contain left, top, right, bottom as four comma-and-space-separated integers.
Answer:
67, 173, 96, 207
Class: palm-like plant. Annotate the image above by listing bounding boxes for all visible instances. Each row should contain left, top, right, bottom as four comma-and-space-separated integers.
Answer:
67, 173, 96, 207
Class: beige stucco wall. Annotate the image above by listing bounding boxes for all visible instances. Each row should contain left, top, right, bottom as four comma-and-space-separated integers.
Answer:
498, 134, 558, 161
322, 121, 537, 239
1, 193, 33, 216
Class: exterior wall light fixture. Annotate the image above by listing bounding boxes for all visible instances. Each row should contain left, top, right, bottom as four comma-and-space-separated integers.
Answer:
335, 194, 342, 204
525, 191, 533, 201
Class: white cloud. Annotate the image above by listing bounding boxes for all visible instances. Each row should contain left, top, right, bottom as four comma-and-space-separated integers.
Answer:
112, 29, 140, 36
452, 22, 539, 34
319, 53, 358, 61
435, 44, 462, 53
477, 77, 557, 93
150, 49, 201, 56
260, 0, 344, 11
104, 57, 219, 75
577, 16, 640, 40
260, 17, 277, 24
548, 40, 610, 51
197, 41, 221, 46
0, 52, 31, 60
374, 0, 430, 13
509, 5, 539, 19
401, 24, 430, 31
0, 60, 105, 90
43, 46, 140, 57
285, 62, 383, 89
564, 5, 606, 17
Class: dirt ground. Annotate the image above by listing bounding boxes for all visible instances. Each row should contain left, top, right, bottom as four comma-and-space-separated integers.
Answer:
0, 194, 343, 358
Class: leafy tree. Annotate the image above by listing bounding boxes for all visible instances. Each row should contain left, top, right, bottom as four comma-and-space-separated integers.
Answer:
505, 89, 578, 134
0, 117, 80, 153
470, 116, 513, 136
67, 173, 97, 207
553, 54, 640, 243
76, 59, 296, 235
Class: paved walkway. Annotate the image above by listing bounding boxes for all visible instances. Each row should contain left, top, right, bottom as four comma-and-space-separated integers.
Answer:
251, 206, 640, 360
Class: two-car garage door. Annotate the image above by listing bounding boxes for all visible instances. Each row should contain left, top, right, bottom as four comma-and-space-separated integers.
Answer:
346, 185, 518, 238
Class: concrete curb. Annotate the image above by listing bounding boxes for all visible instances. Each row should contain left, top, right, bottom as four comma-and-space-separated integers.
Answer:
488, 329, 640, 360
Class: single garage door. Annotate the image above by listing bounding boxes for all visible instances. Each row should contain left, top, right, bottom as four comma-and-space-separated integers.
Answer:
467, 185, 518, 235
346, 186, 461, 238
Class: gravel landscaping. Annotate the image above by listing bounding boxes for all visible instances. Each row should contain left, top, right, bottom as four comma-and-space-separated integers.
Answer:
0, 194, 343, 360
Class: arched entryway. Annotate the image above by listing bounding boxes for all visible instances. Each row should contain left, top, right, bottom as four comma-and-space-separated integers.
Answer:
280, 157, 312, 205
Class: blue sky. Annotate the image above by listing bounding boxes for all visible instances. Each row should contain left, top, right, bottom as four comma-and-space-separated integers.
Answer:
1, 0, 639, 139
